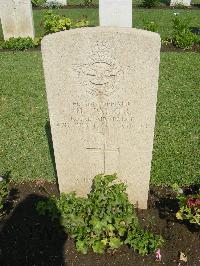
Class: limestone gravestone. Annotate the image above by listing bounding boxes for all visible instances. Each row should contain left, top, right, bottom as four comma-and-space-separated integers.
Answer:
42, 27, 161, 209
0, 0, 34, 40
46, 0, 67, 5
99, 0, 132, 28
170, 0, 191, 5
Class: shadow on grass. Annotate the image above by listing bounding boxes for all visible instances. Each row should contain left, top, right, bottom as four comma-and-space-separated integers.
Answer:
45, 121, 60, 191
0, 194, 67, 265
191, 3, 200, 8
190, 27, 200, 35
160, 0, 170, 6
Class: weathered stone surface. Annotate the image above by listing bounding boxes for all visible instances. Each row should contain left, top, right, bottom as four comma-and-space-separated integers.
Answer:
42, 27, 161, 209
0, 0, 34, 40
170, 0, 191, 6
99, 0, 132, 27
46, 0, 67, 5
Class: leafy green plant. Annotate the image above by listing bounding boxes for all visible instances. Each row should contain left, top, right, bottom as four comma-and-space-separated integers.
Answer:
170, 15, 200, 49
0, 177, 9, 212
0, 37, 41, 51
31, 0, 47, 7
43, 12, 90, 34
73, 18, 90, 28
143, 20, 159, 32
37, 174, 163, 255
142, 0, 160, 8
125, 229, 163, 256
44, 12, 72, 34
83, 0, 93, 6
173, 184, 200, 226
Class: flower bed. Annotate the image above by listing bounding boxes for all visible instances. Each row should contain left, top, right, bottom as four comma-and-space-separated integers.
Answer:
0, 180, 199, 265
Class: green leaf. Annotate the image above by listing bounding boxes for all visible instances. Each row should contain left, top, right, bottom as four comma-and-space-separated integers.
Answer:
176, 211, 183, 220
119, 227, 126, 237
92, 240, 105, 254
101, 238, 108, 246
104, 174, 117, 183
109, 237, 122, 249
76, 240, 88, 255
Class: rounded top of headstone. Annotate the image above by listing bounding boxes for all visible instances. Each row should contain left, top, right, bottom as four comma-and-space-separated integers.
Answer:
41, 27, 161, 46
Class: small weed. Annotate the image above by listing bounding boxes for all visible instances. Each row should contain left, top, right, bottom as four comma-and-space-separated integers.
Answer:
0, 37, 41, 51
43, 11, 89, 34
173, 184, 200, 226
169, 15, 200, 49
143, 20, 159, 32
143, 0, 160, 8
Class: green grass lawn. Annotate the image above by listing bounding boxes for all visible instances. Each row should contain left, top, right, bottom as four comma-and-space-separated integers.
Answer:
0, 51, 199, 186
152, 52, 200, 186
0, 8, 200, 40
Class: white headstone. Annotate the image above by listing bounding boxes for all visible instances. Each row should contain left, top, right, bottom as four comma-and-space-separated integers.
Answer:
46, 0, 67, 5
42, 27, 161, 209
0, 0, 34, 40
170, 0, 191, 6
99, 0, 132, 28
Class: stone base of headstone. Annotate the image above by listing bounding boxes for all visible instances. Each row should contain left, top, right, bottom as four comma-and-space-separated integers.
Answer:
1, 0, 35, 40
45, 0, 67, 5
170, 0, 191, 6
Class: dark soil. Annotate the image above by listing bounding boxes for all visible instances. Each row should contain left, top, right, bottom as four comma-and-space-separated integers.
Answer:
32, 4, 98, 9
32, 3, 200, 10
161, 43, 200, 53
0, 181, 199, 266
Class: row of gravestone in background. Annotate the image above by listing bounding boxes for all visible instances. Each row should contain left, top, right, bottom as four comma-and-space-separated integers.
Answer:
1, 0, 192, 41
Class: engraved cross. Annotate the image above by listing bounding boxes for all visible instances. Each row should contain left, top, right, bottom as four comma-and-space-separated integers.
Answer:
86, 143, 120, 174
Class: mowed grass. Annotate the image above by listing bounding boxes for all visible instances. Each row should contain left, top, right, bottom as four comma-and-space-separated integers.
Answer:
151, 52, 200, 186
0, 51, 199, 185
0, 9, 200, 40
19, 9, 200, 39
0, 52, 55, 182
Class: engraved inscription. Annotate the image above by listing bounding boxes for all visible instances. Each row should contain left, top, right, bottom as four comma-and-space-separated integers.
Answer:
55, 100, 135, 130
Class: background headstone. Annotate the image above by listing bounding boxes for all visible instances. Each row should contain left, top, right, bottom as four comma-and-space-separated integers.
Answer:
170, 0, 191, 6
45, 0, 67, 5
99, 0, 132, 28
0, 0, 34, 40
42, 27, 161, 209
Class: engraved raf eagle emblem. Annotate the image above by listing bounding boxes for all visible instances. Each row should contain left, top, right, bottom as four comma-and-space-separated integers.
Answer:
73, 40, 124, 97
